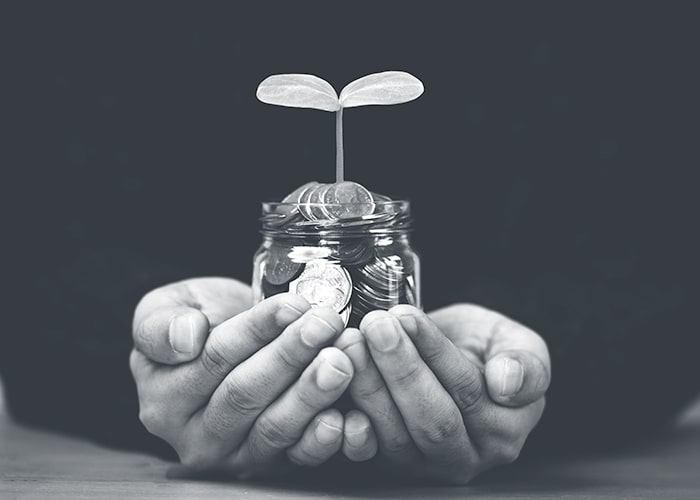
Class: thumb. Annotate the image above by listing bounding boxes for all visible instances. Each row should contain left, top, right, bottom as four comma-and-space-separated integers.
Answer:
481, 314, 551, 407
485, 349, 550, 407
132, 290, 210, 365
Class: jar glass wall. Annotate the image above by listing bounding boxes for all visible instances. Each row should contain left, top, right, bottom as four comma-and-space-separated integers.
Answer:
252, 200, 420, 328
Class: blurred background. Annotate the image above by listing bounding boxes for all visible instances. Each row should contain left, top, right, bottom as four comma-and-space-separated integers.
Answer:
1, 1, 698, 457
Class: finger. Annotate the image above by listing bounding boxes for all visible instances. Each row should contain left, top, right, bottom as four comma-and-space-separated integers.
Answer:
336, 328, 421, 465
342, 410, 378, 462
390, 305, 489, 418
430, 304, 551, 407
199, 308, 345, 452
392, 305, 547, 467
132, 277, 253, 364
182, 293, 312, 400
234, 347, 352, 469
360, 311, 474, 468
287, 409, 344, 467
476, 398, 546, 466
133, 303, 210, 364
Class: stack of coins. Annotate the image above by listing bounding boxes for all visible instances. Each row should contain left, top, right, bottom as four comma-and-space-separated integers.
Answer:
259, 180, 418, 327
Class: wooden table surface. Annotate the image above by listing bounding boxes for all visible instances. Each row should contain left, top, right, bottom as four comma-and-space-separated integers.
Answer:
2, 379, 700, 500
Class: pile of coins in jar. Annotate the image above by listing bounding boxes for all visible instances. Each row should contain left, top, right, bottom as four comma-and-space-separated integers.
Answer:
257, 180, 419, 328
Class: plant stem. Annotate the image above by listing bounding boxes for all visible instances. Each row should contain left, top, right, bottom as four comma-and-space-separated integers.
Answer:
336, 108, 344, 183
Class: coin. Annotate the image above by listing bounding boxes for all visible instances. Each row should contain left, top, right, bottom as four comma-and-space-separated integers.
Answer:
297, 182, 321, 220
280, 181, 319, 217
264, 243, 303, 285
323, 181, 375, 219
309, 183, 332, 220
288, 260, 353, 312
359, 255, 404, 293
283, 181, 319, 205
332, 238, 374, 265
261, 276, 290, 298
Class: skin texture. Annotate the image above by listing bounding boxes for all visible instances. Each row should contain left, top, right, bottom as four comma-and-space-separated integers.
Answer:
131, 277, 550, 483
337, 305, 549, 484
131, 278, 363, 478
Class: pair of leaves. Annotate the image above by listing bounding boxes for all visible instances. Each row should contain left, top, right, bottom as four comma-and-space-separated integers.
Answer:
256, 71, 424, 112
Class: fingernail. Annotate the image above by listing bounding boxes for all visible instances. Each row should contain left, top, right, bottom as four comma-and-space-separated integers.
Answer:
345, 427, 369, 447
276, 302, 306, 326
316, 359, 350, 391
343, 341, 369, 371
500, 358, 524, 397
169, 314, 195, 354
315, 419, 342, 445
365, 317, 400, 352
300, 314, 338, 348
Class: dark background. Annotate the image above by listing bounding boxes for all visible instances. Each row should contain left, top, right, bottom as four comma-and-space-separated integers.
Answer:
2, 1, 698, 459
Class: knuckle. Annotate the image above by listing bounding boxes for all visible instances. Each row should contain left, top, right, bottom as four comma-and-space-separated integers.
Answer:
295, 385, 324, 414
274, 343, 305, 372
391, 362, 422, 388
220, 376, 263, 417
241, 312, 269, 345
452, 371, 484, 415
353, 379, 386, 400
199, 337, 230, 379
422, 410, 463, 444
255, 415, 294, 450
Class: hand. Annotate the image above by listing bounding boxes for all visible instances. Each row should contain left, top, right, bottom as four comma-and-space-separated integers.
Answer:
130, 277, 357, 477
335, 303, 550, 484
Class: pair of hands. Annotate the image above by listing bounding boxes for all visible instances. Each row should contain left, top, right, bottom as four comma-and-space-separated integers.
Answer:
130, 277, 550, 484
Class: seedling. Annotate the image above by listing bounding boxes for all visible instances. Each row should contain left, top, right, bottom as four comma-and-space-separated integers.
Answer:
256, 71, 424, 183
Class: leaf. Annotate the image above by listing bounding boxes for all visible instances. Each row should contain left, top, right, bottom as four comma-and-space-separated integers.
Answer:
256, 74, 340, 112
339, 71, 424, 108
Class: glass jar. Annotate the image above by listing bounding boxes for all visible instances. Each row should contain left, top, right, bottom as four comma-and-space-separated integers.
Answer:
252, 199, 421, 327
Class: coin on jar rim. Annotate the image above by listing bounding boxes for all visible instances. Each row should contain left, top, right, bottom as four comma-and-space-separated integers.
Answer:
309, 183, 333, 220
279, 181, 318, 217
297, 182, 321, 220
288, 260, 353, 312
323, 181, 375, 220
283, 181, 319, 205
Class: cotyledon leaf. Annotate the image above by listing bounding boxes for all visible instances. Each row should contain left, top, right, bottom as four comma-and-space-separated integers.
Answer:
256, 74, 340, 112
339, 71, 424, 108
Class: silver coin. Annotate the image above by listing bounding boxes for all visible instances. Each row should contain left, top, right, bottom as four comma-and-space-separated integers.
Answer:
288, 260, 352, 312
323, 181, 375, 220
264, 243, 302, 285
280, 181, 318, 217
283, 181, 319, 205
309, 183, 332, 220
332, 239, 374, 265
360, 257, 404, 292
297, 182, 321, 220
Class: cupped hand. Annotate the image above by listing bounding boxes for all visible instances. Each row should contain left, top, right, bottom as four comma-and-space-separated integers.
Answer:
130, 277, 360, 477
335, 303, 550, 484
